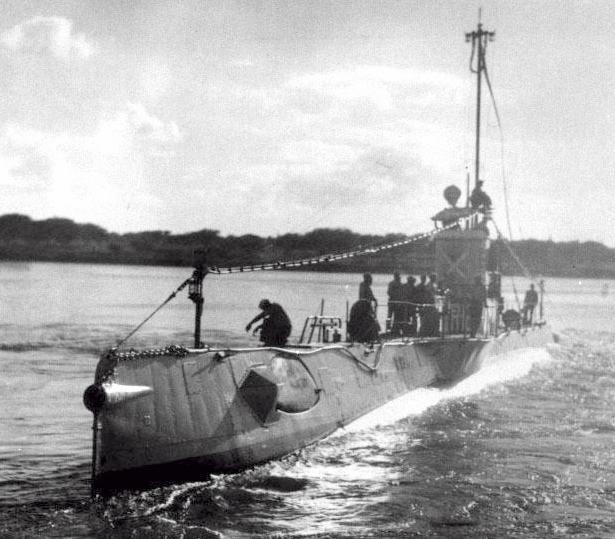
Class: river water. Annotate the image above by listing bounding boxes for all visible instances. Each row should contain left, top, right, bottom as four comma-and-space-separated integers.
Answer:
1, 262, 615, 537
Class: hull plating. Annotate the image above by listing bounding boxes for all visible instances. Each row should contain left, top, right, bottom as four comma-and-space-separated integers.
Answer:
91, 326, 553, 490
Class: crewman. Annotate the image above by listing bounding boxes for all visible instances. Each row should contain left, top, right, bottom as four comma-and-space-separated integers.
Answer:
417, 274, 438, 336
414, 274, 428, 301
359, 273, 377, 313
425, 274, 440, 336
403, 275, 417, 336
246, 299, 292, 347
413, 274, 433, 336
387, 271, 405, 333
468, 275, 487, 337
502, 309, 521, 331
470, 180, 492, 211
523, 284, 539, 325
429, 273, 440, 295
348, 299, 380, 342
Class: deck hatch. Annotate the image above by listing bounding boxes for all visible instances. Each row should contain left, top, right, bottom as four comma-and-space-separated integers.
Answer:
239, 366, 280, 424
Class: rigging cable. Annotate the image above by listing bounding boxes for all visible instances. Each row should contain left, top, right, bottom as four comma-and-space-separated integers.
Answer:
491, 220, 534, 281
115, 277, 192, 348
204, 215, 477, 274
481, 44, 532, 310
111, 214, 479, 346
481, 46, 515, 244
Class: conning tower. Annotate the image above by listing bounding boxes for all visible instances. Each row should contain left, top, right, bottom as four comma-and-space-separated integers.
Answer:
432, 185, 489, 301
432, 185, 498, 336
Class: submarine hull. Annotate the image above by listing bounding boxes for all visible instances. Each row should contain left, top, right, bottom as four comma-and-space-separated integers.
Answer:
87, 325, 553, 491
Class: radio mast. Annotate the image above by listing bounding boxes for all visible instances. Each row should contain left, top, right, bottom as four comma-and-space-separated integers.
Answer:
465, 17, 495, 190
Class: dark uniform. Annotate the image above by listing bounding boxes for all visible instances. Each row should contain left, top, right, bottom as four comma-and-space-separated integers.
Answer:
387, 272, 404, 333
413, 274, 436, 336
359, 273, 377, 313
469, 278, 486, 337
246, 299, 291, 347
417, 275, 438, 336
523, 285, 539, 324
403, 276, 417, 336
348, 300, 380, 342
470, 181, 492, 210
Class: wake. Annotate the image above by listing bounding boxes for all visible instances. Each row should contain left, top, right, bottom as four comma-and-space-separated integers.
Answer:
342, 346, 554, 434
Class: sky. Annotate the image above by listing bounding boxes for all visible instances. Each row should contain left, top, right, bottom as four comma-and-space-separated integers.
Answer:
1, 0, 614, 245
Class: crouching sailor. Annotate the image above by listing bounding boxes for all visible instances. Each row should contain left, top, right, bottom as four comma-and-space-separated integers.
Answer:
246, 299, 292, 347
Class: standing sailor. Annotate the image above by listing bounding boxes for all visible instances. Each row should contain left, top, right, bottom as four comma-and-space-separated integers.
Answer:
359, 273, 377, 313
403, 275, 417, 336
414, 275, 430, 335
468, 276, 487, 337
387, 271, 404, 333
470, 180, 492, 211
523, 284, 539, 325
348, 300, 380, 342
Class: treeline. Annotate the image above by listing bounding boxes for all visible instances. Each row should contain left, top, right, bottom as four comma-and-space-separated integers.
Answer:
0, 213, 614, 278
494, 239, 615, 279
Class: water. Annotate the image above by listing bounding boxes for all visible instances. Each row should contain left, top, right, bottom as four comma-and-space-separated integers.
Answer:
1, 262, 615, 537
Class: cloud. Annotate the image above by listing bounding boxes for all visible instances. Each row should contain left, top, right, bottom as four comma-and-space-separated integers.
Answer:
1, 16, 94, 60
168, 65, 469, 235
278, 146, 434, 207
95, 103, 183, 151
225, 66, 467, 201
124, 103, 183, 144
0, 103, 183, 228
0, 53, 467, 237
286, 66, 464, 112
0, 103, 183, 161
272, 66, 467, 173
180, 144, 441, 237
0, 124, 55, 186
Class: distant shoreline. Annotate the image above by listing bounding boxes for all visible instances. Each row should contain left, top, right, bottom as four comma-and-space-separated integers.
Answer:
1, 256, 614, 281
1, 213, 614, 279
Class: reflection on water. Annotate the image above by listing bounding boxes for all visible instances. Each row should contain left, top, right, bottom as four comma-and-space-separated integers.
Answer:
1, 262, 615, 536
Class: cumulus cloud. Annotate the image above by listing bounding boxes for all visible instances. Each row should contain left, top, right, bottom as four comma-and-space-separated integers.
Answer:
1, 16, 94, 60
